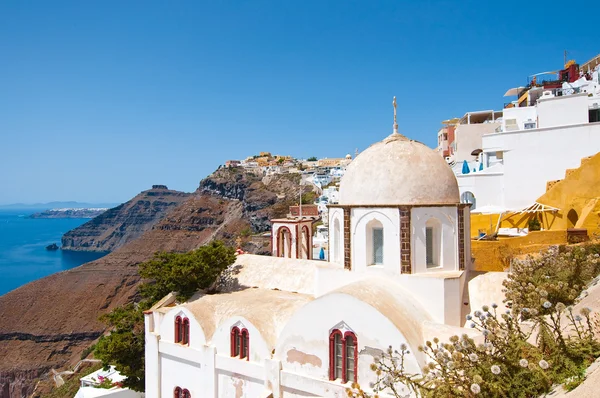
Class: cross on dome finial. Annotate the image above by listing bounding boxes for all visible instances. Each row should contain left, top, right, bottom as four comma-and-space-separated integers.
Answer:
392, 96, 399, 134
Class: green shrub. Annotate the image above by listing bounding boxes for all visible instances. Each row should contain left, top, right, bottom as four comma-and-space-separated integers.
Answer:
529, 217, 541, 231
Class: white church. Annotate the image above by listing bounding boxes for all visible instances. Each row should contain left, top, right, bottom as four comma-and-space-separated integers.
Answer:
144, 101, 477, 398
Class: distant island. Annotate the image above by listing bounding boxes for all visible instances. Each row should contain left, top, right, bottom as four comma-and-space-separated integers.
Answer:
29, 208, 109, 219
0, 201, 119, 210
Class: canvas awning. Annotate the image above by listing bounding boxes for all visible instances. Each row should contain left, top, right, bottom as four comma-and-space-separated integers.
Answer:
512, 202, 560, 214
504, 87, 527, 97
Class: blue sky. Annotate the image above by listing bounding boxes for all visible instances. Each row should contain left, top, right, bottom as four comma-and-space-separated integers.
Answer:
0, 1, 597, 204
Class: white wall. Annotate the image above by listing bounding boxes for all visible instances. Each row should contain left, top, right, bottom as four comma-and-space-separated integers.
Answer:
350, 208, 400, 273
275, 293, 421, 396
502, 106, 537, 131
457, 169, 504, 209
497, 122, 600, 210
212, 316, 271, 363
537, 93, 589, 128
411, 207, 458, 274
160, 352, 202, 398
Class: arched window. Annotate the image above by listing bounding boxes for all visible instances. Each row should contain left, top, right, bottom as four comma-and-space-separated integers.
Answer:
241, 329, 249, 360
230, 327, 249, 360
230, 327, 240, 357
333, 218, 341, 263
425, 218, 441, 268
366, 219, 384, 265
182, 318, 190, 345
174, 387, 191, 398
174, 316, 182, 343
461, 191, 476, 210
329, 330, 358, 383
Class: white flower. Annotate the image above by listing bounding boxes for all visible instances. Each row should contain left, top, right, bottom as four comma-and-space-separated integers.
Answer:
539, 360, 549, 370
492, 303, 498, 308
474, 310, 482, 317
482, 329, 490, 336
469, 353, 478, 362
470, 322, 476, 328
543, 301, 552, 309
470, 383, 481, 394
466, 314, 472, 320
519, 359, 529, 368
491, 365, 501, 375
399, 343, 407, 350
575, 315, 583, 322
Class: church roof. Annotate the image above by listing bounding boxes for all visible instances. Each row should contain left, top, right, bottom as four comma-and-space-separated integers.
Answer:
216, 254, 318, 295
338, 132, 460, 206
183, 288, 313, 349
326, 277, 434, 358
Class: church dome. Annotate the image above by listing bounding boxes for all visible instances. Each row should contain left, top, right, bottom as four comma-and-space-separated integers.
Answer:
338, 132, 460, 205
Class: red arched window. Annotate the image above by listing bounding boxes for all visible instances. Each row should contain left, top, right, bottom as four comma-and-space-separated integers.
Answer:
241, 328, 249, 360
182, 388, 191, 398
230, 327, 240, 357
174, 387, 182, 398
182, 318, 190, 345
174, 316, 182, 343
329, 330, 357, 383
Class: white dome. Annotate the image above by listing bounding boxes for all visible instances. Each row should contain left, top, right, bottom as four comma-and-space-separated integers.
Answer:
338, 132, 459, 206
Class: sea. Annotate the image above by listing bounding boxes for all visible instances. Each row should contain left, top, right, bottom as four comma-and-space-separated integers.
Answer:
0, 209, 107, 296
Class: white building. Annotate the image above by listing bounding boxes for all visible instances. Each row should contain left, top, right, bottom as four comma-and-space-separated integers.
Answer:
457, 66, 600, 211
75, 366, 142, 398
144, 113, 475, 397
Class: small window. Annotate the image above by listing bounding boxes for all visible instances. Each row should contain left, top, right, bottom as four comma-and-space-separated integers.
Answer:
175, 316, 189, 345
425, 219, 441, 268
426, 227, 434, 266
231, 327, 249, 360
329, 330, 358, 383
174, 387, 181, 398
182, 389, 191, 398
182, 318, 190, 345
175, 316, 182, 343
372, 227, 384, 265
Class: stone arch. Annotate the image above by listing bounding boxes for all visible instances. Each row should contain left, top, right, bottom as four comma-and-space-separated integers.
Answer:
301, 225, 311, 259
461, 191, 476, 210
366, 218, 384, 266
351, 210, 399, 272
277, 226, 293, 258
567, 209, 579, 228
332, 216, 342, 264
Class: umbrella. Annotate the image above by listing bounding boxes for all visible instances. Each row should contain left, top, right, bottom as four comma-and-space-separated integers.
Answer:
319, 247, 325, 260
462, 160, 470, 174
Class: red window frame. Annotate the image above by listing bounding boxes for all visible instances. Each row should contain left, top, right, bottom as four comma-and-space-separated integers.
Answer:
230, 326, 249, 360
174, 316, 182, 343
182, 318, 190, 345
329, 329, 358, 383
182, 388, 191, 398
174, 387, 182, 398
241, 328, 249, 361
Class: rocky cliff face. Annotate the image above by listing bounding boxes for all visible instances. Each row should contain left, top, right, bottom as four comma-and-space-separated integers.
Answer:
0, 168, 313, 397
61, 186, 190, 252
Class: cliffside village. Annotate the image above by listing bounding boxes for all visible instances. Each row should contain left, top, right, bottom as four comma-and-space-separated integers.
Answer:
72, 54, 600, 398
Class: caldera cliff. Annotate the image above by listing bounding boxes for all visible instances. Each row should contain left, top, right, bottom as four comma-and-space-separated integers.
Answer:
61, 185, 190, 253
0, 168, 312, 398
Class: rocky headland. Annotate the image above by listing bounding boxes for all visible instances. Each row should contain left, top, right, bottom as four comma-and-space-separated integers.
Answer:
61, 185, 190, 253
0, 168, 313, 398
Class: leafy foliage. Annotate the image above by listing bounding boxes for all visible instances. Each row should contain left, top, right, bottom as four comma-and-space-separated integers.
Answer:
348, 244, 600, 397
94, 241, 236, 391
307, 156, 317, 161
